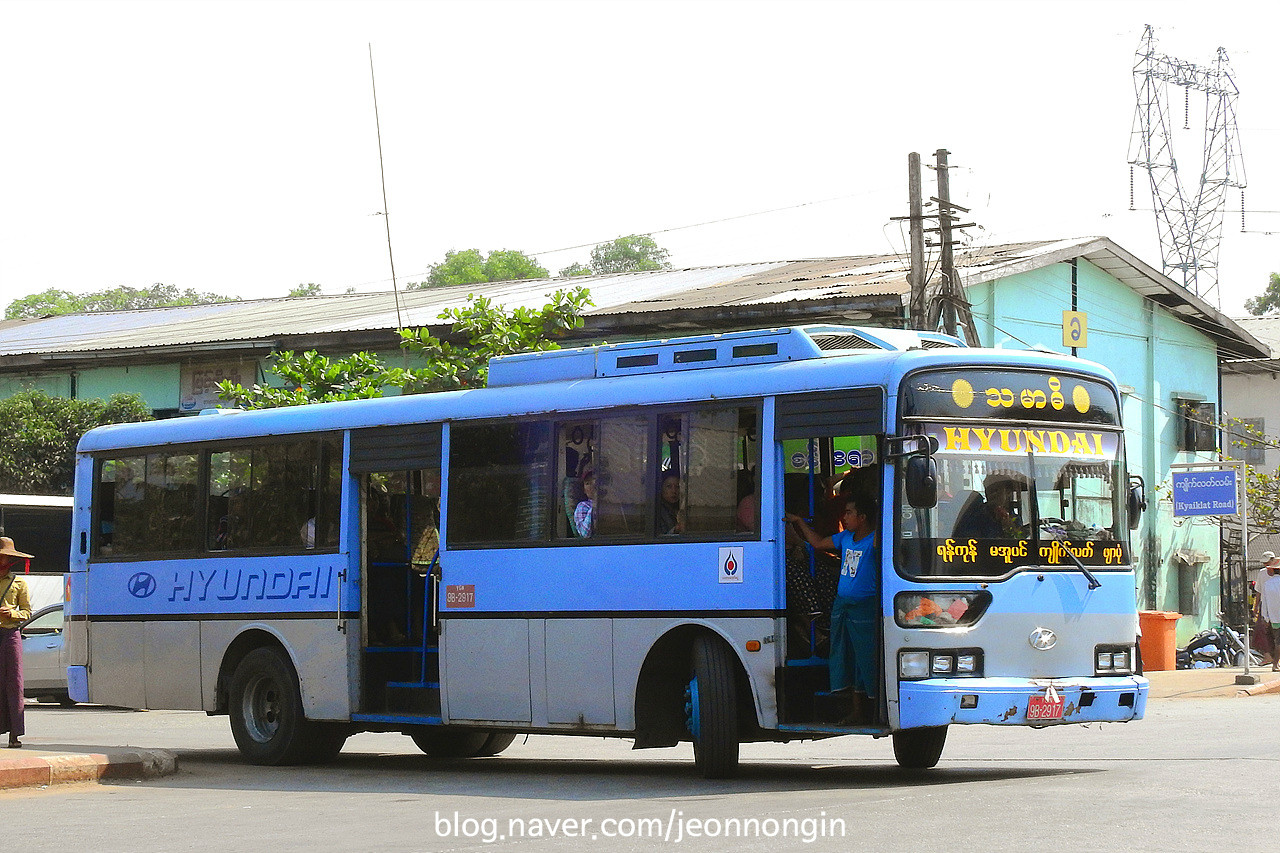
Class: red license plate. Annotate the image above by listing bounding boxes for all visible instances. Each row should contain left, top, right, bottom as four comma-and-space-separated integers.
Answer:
1027, 694, 1064, 720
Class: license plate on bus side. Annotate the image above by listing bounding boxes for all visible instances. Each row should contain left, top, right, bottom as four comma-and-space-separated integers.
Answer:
1027, 693, 1065, 720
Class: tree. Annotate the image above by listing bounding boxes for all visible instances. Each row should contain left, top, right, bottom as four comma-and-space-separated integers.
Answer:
587, 234, 672, 275
217, 286, 593, 408
399, 286, 593, 392
216, 351, 406, 409
558, 262, 593, 278
288, 283, 323, 297
0, 390, 152, 494
416, 249, 549, 289
1244, 272, 1280, 316
5, 284, 240, 319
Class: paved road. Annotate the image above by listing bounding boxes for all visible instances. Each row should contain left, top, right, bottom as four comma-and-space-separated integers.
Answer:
9, 695, 1279, 852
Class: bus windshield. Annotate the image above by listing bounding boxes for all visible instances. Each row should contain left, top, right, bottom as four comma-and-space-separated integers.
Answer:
896, 366, 1130, 579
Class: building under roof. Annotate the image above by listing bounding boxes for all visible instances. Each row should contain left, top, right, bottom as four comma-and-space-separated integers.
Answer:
0, 236, 1265, 374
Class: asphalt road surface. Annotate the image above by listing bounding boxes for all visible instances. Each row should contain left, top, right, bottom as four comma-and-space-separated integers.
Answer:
9, 695, 1278, 853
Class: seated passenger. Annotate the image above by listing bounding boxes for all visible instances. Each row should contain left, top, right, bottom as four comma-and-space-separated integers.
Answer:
573, 468, 597, 538
657, 472, 684, 534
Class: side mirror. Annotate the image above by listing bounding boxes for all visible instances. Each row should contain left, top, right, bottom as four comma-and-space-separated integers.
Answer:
906, 455, 938, 508
1128, 475, 1146, 530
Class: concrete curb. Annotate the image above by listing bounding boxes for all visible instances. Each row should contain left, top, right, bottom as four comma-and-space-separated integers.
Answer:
1239, 676, 1280, 698
0, 747, 177, 790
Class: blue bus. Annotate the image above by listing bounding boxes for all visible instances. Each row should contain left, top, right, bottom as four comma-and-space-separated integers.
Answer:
66, 325, 1147, 777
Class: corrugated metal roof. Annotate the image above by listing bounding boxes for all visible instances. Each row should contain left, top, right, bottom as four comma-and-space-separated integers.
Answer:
0, 239, 1264, 363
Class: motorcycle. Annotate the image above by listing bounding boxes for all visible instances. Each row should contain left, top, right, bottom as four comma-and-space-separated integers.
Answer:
1176, 623, 1266, 669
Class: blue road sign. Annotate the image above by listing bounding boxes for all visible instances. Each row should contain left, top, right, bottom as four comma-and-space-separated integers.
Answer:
1172, 469, 1238, 517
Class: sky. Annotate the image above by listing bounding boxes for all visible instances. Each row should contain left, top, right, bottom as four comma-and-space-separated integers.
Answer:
0, 0, 1276, 316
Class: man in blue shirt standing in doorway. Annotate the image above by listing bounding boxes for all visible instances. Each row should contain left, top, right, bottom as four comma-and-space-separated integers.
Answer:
786, 492, 879, 724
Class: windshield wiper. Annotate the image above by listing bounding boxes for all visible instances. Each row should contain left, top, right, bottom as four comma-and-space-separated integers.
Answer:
1026, 449, 1101, 590
1050, 539, 1102, 590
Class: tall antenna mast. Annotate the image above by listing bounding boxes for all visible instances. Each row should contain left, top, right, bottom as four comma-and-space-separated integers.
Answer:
369, 43, 405, 330
1127, 24, 1246, 305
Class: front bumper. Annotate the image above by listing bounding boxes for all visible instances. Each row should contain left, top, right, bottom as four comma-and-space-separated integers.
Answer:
897, 675, 1148, 729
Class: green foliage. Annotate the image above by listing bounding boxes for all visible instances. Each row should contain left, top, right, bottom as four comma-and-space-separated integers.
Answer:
417, 249, 549, 289
4, 284, 240, 319
399, 286, 593, 392
217, 351, 406, 409
588, 234, 672, 275
0, 390, 152, 494
558, 262, 593, 278
288, 283, 323, 297
1243, 272, 1280, 316
218, 286, 593, 408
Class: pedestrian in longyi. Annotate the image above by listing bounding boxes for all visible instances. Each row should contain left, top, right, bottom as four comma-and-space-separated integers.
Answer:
0, 536, 34, 748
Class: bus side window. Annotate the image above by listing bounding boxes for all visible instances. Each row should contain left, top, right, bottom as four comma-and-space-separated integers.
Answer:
684, 407, 756, 535
448, 421, 553, 545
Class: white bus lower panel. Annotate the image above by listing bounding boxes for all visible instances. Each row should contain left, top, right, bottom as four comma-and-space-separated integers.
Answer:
897, 676, 1148, 729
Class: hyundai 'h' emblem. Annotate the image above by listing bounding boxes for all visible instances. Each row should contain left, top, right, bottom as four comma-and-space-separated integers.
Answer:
1029, 627, 1058, 651
128, 572, 158, 598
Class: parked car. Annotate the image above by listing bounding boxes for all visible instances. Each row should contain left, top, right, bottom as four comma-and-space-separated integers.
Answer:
21, 602, 74, 706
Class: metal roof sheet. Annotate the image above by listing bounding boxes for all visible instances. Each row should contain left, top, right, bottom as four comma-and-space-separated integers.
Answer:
0, 239, 1264, 362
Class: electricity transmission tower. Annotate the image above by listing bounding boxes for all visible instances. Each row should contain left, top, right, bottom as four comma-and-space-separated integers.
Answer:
1128, 24, 1246, 306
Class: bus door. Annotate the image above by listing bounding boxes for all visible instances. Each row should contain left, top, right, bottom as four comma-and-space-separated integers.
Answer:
349, 425, 442, 717
775, 387, 885, 727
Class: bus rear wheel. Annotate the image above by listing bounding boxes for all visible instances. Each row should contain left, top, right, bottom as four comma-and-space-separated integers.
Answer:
686, 635, 740, 779
229, 647, 317, 765
411, 729, 513, 758
892, 725, 948, 769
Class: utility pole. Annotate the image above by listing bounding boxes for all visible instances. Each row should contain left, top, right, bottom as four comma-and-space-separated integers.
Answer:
898, 149, 979, 345
907, 152, 927, 323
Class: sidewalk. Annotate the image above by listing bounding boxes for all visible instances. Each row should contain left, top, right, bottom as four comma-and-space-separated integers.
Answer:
0, 741, 176, 791
1143, 664, 1280, 699
2, 668, 1277, 793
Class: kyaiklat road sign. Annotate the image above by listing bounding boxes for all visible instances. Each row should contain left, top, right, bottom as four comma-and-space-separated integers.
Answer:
1171, 469, 1238, 517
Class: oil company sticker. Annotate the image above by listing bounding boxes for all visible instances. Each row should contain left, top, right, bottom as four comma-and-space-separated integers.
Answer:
718, 547, 744, 584
445, 584, 476, 608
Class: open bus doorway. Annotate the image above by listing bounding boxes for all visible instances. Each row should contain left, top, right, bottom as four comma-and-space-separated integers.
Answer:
360, 469, 440, 716
778, 435, 884, 728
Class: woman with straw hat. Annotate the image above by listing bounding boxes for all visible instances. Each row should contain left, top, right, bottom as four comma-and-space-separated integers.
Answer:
0, 536, 34, 748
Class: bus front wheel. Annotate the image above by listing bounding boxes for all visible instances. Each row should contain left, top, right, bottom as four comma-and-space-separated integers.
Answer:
229, 647, 315, 765
686, 635, 740, 779
892, 725, 948, 769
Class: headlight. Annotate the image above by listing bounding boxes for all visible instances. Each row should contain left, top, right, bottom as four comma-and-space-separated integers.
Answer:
899, 651, 931, 679
900, 649, 983, 679
1094, 644, 1134, 675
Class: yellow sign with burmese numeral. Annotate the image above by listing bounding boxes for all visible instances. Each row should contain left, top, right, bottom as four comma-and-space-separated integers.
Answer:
1063, 310, 1087, 348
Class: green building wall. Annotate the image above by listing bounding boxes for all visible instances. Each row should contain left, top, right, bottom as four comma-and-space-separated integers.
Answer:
968, 258, 1222, 642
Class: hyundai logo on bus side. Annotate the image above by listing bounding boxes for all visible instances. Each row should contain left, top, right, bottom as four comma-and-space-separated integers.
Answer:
1029, 627, 1058, 651
128, 572, 158, 598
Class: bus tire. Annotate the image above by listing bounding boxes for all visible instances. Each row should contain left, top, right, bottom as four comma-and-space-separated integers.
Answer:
477, 732, 518, 756
410, 728, 493, 758
892, 725, 948, 769
305, 723, 350, 764
229, 647, 313, 765
687, 635, 740, 779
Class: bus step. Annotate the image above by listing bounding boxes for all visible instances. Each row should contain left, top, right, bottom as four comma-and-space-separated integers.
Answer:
385, 683, 441, 716
784, 656, 828, 668
363, 645, 426, 654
